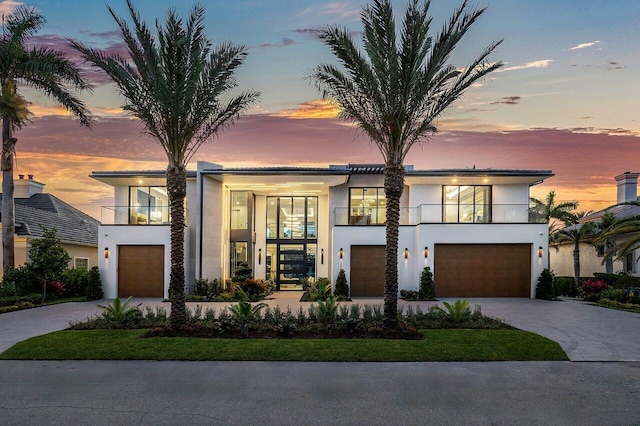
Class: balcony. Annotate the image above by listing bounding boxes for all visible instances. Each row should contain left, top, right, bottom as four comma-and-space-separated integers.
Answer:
100, 206, 172, 225
333, 204, 546, 225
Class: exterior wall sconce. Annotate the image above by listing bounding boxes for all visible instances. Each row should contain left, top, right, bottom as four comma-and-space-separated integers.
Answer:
321, 248, 324, 265
424, 246, 429, 258
104, 247, 109, 259
258, 248, 262, 265
538, 246, 543, 258
339, 248, 343, 259
404, 248, 409, 259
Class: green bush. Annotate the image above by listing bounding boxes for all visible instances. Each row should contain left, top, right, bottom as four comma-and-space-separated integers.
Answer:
599, 287, 626, 302
85, 267, 104, 301
236, 279, 267, 298
2, 265, 40, 295
554, 276, 579, 297
536, 269, 555, 300
400, 289, 420, 300
60, 268, 90, 298
334, 270, 349, 297
419, 267, 436, 300
0, 293, 43, 307
231, 262, 252, 283
193, 278, 222, 298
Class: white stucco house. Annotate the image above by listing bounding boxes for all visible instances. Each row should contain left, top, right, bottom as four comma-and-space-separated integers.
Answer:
91, 162, 552, 299
551, 172, 640, 278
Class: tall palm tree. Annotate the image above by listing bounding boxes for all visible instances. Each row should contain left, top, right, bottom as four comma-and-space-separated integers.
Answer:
71, 0, 259, 328
0, 5, 92, 273
312, 0, 502, 327
556, 217, 595, 288
596, 210, 640, 267
529, 190, 578, 225
594, 210, 618, 273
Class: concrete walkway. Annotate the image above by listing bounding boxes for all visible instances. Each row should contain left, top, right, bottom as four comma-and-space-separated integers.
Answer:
1, 294, 639, 361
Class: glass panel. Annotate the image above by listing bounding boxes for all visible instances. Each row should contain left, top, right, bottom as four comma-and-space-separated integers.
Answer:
474, 186, 490, 223
458, 186, 474, 223
279, 244, 305, 289
279, 198, 292, 239
130, 187, 149, 224
266, 197, 277, 238
291, 197, 305, 239
266, 244, 277, 281
230, 192, 248, 230
230, 242, 248, 276
306, 197, 317, 238
149, 187, 168, 224
443, 186, 458, 223
349, 189, 364, 224
305, 244, 316, 281
362, 188, 376, 225
376, 189, 386, 224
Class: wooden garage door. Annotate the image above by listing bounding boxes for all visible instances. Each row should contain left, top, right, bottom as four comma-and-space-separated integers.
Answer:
118, 245, 164, 297
434, 244, 531, 297
350, 245, 385, 297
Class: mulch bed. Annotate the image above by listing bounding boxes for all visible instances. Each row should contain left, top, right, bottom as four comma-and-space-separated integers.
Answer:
141, 324, 424, 340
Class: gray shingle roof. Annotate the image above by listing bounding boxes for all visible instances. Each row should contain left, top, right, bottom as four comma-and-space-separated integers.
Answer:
0, 194, 99, 246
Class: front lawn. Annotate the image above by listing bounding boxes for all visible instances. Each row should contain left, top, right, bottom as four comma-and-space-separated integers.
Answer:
0, 329, 568, 361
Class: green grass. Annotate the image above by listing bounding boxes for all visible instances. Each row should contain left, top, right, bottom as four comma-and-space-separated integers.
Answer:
0, 329, 568, 361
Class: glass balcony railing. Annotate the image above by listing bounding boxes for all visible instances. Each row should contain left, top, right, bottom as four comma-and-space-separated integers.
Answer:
100, 206, 172, 225
334, 204, 546, 225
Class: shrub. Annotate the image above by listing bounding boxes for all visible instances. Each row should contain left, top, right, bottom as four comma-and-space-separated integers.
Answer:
85, 267, 104, 301
315, 296, 338, 324
536, 269, 555, 300
580, 279, 608, 302
612, 273, 640, 290
237, 279, 267, 298
400, 289, 419, 300
599, 287, 626, 302
95, 297, 143, 328
194, 278, 223, 298
0, 280, 18, 298
419, 267, 436, 300
435, 300, 471, 324
2, 265, 40, 295
553, 276, 578, 297
61, 268, 90, 298
231, 262, 252, 283
334, 270, 349, 297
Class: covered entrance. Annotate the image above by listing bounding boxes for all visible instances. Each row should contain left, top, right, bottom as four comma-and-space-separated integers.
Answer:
117, 245, 165, 297
434, 243, 531, 297
266, 243, 316, 290
350, 245, 385, 297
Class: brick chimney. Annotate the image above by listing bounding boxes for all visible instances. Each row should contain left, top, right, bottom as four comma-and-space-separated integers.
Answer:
14, 174, 45, 198
615, 172, 640, 204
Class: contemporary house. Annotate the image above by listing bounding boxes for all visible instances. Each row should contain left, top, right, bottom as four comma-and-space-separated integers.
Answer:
92, 162, 553, 299
0, 174, 100, 277
551, 172, 640, 277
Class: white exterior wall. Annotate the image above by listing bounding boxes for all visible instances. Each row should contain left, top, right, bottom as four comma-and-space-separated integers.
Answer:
199, 177, 224, 280
98, 225, 173, 299
332, 223, 548, 297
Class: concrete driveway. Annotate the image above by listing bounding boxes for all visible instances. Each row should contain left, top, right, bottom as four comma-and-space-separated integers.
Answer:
1, 294, 639, 361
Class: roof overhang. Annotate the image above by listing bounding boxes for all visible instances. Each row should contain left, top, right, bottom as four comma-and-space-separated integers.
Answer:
405, 170, 554, 186
90, 170, 197, 187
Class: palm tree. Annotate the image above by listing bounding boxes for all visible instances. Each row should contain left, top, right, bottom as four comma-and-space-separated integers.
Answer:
556, 217, 596, 288
311, 0, 502, 327
529, 190, 578, 225
597, 211, 640, 267
71, 1, 259, 328
594, 210, 618, 273
0, 5, 92, 273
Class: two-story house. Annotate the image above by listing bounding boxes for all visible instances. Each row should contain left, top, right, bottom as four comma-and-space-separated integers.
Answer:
91, 162, 552, 299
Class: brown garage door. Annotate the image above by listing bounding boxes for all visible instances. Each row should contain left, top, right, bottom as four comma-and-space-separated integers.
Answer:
350, 245, 385, 297
118, 245, 164, 297
434, 244, 531, 297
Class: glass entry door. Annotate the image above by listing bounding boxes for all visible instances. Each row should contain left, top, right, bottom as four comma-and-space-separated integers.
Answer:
278, 244, 305, 290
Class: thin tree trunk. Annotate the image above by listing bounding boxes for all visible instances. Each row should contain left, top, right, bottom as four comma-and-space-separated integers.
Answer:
383, 163, 404, 329
573, 245, 580, 288
605, 239, 613, 274
1, 116, 16, 274
167, 164, 187, 329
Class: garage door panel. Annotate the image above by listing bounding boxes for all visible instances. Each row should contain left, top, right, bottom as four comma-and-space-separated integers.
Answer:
118, 245, 164, 297
350, 245, 385, 297
435, 244, 531, 297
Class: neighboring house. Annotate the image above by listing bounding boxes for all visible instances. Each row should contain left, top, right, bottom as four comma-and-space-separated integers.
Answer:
0, 174, 100, 278
92, 162, 552, 299
550, 172, 640, 277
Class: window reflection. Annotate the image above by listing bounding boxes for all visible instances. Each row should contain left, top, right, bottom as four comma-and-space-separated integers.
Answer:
442, 185, 491, 223
129, 186, 169, 224
349, 188, 386, 225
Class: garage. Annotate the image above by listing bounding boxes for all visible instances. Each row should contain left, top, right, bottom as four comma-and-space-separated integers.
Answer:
350, 245, 385, 297
118, 245, 165, 297
434, 244, 531, 297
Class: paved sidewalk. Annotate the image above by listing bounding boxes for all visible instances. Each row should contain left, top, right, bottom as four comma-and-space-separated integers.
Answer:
1, 294, 639, 361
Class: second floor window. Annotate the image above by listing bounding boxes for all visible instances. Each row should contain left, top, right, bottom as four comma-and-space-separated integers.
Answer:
231, 191, 249, 230
129, 186, 169, 224
349, 188, 386, 225
443, 185, 491, 223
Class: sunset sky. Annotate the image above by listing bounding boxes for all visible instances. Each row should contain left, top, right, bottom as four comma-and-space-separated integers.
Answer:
4, 0, 639, 220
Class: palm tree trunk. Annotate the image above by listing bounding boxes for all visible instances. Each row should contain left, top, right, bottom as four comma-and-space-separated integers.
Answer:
1, 116, 16, 274
167, 164, 187, 329
573, 245, 580, 288
605, 239, 613, 274
383, 162, 404, 329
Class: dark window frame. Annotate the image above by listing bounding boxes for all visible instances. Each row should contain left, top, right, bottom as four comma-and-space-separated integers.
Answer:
442, 185, 492, 223
348, 187, 386, 225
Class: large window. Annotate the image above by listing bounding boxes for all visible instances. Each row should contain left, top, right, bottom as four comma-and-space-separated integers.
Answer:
129, 186, 169, 224
443, 186, 491, 223
267, 197, 317, 240
349, 188, 386, 225
230, 241, 248, 275
230, 191, 249, 230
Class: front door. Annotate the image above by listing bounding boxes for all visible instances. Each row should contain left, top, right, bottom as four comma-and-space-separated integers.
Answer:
278, 244, 306, 290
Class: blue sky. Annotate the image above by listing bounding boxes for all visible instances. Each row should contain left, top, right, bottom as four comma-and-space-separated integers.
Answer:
3, 0, 639, 218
